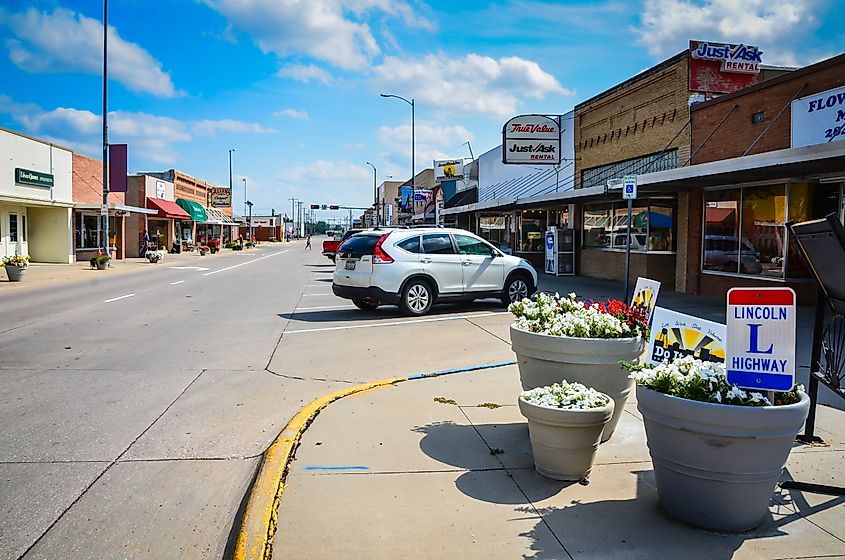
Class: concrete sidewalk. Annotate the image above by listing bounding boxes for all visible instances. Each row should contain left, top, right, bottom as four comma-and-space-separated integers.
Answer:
274, 364, 845, 560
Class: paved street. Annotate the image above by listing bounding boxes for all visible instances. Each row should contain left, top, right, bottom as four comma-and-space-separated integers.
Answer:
0, 240, 516, 560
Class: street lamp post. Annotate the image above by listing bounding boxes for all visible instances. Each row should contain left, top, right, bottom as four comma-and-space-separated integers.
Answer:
246, 201, 253, 243
366, 161, 377, 227
228, 149, 235, 191
102, 0, 110, 259
379, 93, 414, 221
242, 177, 247, 224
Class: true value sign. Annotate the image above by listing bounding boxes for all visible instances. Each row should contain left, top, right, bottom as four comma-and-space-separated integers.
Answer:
726, 287, 796, 392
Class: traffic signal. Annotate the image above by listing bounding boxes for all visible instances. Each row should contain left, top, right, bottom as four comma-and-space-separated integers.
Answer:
329, 205, 339, 210
310, 204, 319, 209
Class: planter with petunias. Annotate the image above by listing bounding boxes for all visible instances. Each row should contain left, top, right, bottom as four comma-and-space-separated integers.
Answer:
519, 380, 614, 481
3, 255, 29, 282
509, 292, 648, 442
623, 356, 808, 532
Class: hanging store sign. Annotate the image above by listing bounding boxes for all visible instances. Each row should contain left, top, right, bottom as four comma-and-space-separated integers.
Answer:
726, 287, 796, 392
791, 84, 845, 148
434, 159, 465, 181
689, 40, 761, 94
502, 115, 561, 165
210, 187, 232, 208
15, 168, 54, 188
647, 307, 726, 365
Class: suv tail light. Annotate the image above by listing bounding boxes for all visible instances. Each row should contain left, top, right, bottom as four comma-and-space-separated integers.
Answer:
373, 233, 394, 264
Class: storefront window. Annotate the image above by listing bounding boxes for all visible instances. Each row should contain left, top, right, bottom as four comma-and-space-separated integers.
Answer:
21, 215, 26, 242
479, 215, 511, 253
9, 214, 18, 243
519, 210, 546, 252
583, 204, 611, 248
703, 183, 839, 279
787, 182, 842, 277
742, 185, 786, 278
584, 200, 674, 252
75, 212, 118, 249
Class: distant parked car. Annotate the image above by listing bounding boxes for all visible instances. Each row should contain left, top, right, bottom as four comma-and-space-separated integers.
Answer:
704, 235, 763, 274
332, 228, 538, 315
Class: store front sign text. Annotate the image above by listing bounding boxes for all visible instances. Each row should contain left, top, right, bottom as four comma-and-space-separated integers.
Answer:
15, 167, 54, 188
691, 42, 762, 74
503, 114, 561, 165
792, 84, 845, 147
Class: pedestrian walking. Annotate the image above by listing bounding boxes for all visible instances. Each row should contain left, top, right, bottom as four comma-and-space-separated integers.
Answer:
305, 234, 312, 250
140, 229, 149, 258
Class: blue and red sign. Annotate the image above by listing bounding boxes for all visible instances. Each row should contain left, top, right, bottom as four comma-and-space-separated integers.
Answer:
726, 288, 796, 392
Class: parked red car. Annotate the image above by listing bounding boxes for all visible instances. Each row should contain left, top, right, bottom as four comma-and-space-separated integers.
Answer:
322, 229, 363, 262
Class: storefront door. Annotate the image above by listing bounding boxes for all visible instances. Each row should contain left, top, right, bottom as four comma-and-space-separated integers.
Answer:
6, 211, 28, 258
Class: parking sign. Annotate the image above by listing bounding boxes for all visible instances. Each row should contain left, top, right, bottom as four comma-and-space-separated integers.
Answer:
726, 288, 796, 392
622, 175, 637, 200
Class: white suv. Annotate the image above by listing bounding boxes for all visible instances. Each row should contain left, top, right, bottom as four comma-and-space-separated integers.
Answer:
332, 228, 538, 315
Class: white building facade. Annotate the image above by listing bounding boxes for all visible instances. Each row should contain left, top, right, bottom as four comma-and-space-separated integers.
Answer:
0, 128, 74, 263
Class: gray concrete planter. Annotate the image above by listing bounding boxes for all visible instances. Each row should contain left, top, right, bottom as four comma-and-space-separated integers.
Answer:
4, 265, 26, 282
636, 385, 810, 532
510, 324, 645, 441
518, 395, 614, 481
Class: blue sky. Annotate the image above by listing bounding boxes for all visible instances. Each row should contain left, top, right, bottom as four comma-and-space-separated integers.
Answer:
1, 0, 842, 220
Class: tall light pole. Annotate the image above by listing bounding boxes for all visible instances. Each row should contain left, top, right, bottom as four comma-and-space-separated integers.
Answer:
246, 201, 253, 242
242, 177, 247, 224
102, 0, 109, 258
366, 161, 377, 227
228, 149, 235, 191
380, 93, 414, 221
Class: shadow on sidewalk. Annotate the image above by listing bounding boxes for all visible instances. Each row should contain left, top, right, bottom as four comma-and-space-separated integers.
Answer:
515, 470, 807, 560
413, 421, 568, 504
278, 301, 504, 323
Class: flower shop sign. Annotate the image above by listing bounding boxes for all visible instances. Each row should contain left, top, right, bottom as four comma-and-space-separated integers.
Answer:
726, 287, 796, 392
648, 307, 726, 365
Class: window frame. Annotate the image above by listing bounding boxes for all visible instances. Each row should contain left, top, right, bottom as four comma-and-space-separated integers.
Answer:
454, 233, 497, 257
421, 232, 457, 255
582, 198, 676, 254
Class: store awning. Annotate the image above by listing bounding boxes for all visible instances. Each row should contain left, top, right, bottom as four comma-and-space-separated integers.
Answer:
203, 206, 241, 225
175, 198, 207, 222
146, 197, 191, 220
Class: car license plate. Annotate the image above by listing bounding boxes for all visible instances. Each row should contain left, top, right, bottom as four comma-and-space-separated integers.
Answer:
345, 260, 356, 270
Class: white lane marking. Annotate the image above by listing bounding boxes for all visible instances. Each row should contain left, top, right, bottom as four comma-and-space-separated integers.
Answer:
284, 311, 509, 334
104, 293, 136, 303
170, 280, 185, 285
294, 305, 354, 311
204, 250, 289, 276
170, 266, 210, 271
300, 293, 334, 297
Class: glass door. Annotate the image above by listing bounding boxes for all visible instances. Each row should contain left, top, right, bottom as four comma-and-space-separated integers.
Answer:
9, 212, 27, 257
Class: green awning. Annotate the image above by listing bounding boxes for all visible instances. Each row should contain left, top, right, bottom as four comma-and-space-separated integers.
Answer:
175, 199, 207, 222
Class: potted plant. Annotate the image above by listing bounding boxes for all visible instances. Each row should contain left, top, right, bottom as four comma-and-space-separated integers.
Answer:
509, 292, 648, 441
3, 254, 29, 282
91, 254, 110, 270
208, 238, 220, 254
198, 245, 210, 256
519, 380, 614, 481
622, 356, 808, 532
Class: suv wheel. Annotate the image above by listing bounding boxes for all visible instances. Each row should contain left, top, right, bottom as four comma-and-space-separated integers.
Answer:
502, 274, 530, 305
353, 299, 379, 311
400, 279, 433, 316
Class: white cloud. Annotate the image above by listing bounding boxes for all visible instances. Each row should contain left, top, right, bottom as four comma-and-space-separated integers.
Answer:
277, 63, 334, 84
273, 108, 309, 120
193, 119, 277, 137
344, 143, 366, 150
373, 53, 572, 118
635, 0, 824, 66
0, 7, 180, 97
377, 120, 473, 170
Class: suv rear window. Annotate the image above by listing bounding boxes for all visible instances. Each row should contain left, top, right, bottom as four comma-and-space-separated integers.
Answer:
396, 235, 421, 253
339, 235, 379, 258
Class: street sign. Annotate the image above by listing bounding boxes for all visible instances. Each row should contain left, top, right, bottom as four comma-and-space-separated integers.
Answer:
622, 175, 637, 200
726, 287, 796, 392
100, 204, 108, 216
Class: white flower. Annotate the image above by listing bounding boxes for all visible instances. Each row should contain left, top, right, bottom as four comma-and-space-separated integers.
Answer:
521, 380, 609, 410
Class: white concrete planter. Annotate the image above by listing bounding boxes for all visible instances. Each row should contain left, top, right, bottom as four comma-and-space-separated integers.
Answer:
4, 265, 26, 282
636, 385, 810, 532
510, 324, 645, 442
518, 395, 614, 481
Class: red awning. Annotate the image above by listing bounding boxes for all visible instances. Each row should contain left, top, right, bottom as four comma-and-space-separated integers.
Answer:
146, 198, 191, 220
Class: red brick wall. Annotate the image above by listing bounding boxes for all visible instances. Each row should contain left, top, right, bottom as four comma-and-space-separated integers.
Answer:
691, 54, 845, 163
72, 153, 125, 204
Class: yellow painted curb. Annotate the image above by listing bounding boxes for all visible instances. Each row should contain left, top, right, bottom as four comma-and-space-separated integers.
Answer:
232, 376, 406, 560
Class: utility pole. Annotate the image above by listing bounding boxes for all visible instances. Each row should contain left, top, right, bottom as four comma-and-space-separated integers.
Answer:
289, 197, 296, 240
102, 0, 109, 259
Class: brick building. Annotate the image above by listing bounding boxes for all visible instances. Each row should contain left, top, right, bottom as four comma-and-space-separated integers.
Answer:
72, 152, 157, 261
